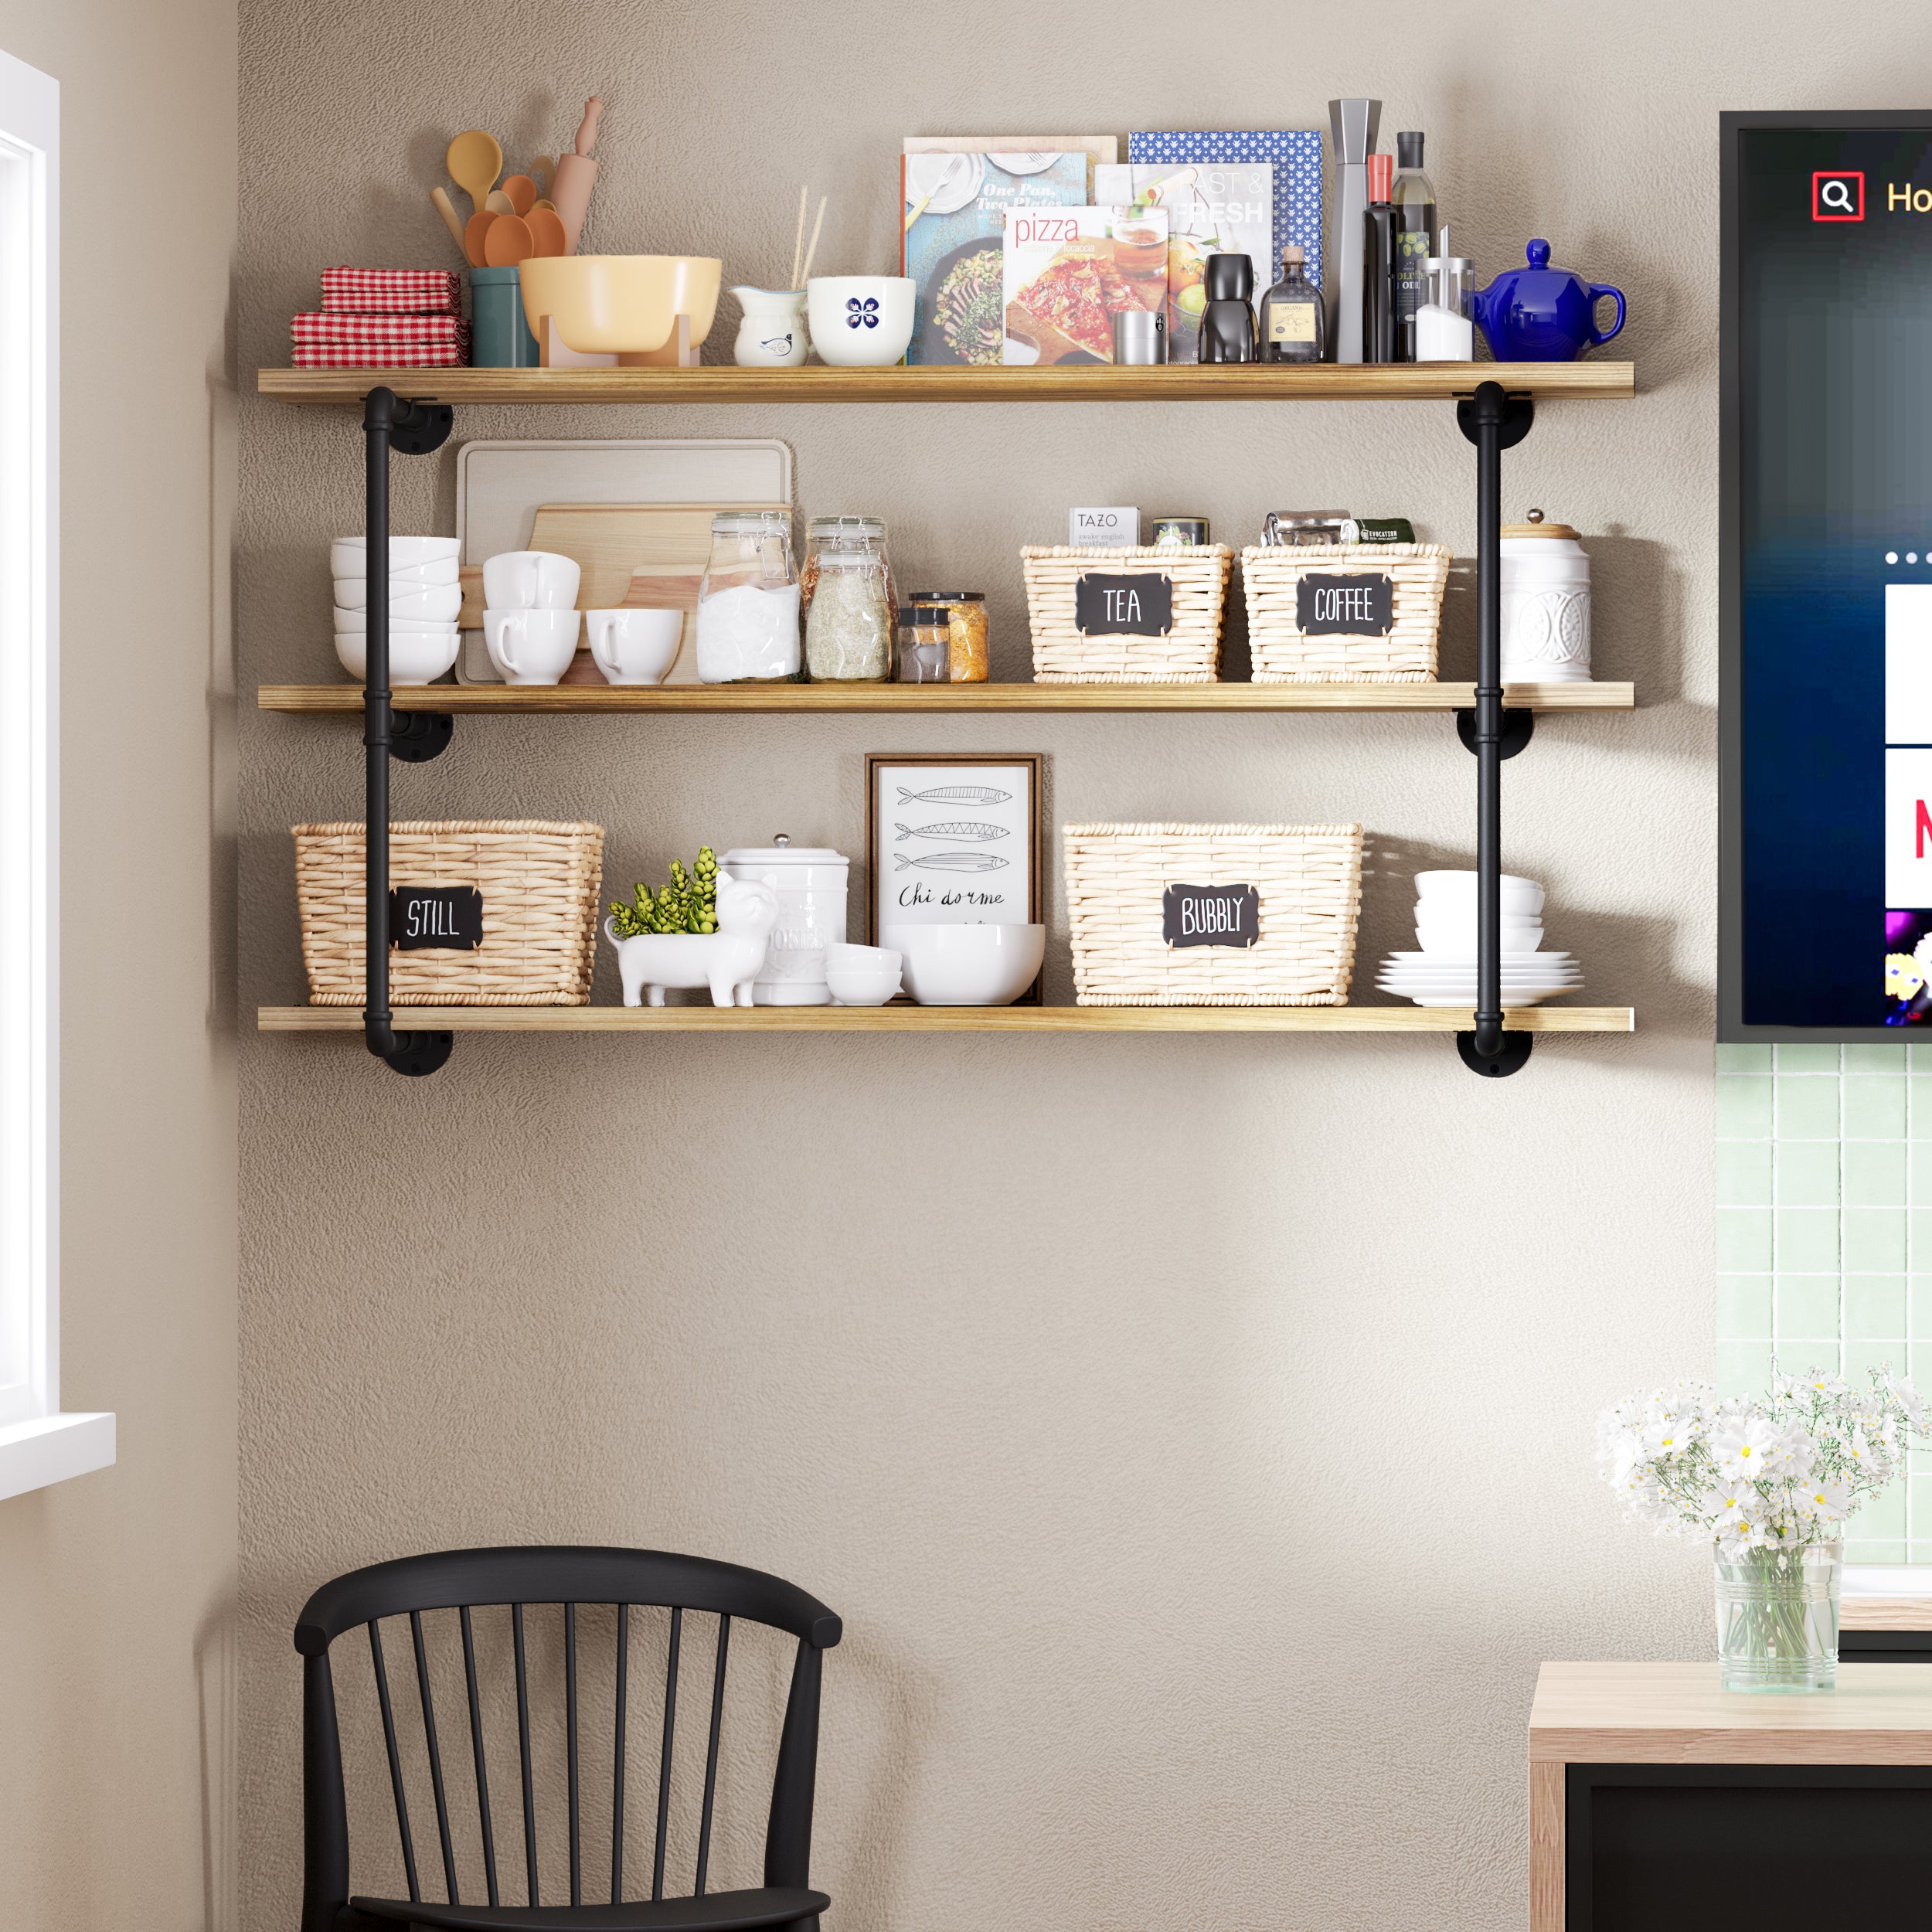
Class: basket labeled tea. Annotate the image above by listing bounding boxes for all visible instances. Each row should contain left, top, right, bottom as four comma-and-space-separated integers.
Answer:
1241, 541, 1450, 681
1063, 822, 1363, 1005
293, 820, 604, 1005
1023, 543, 1232, 682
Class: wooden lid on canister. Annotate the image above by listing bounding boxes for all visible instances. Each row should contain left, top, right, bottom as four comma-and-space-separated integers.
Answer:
1502, 508, 1580, 539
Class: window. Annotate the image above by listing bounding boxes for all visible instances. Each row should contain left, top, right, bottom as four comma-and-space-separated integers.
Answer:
0, 48, 111, 1499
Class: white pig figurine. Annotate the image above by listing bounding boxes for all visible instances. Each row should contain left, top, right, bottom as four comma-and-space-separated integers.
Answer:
605, 870, 778, 1008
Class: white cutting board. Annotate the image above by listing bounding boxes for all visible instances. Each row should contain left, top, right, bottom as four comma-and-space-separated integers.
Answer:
456, 438, 793, 684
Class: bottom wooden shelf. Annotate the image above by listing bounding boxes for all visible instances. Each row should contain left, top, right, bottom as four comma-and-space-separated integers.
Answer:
256, 1003, 1634, 1035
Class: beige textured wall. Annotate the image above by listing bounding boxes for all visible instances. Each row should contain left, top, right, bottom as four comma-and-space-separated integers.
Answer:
0, 1, 239, 1929
233, 5, 1913, 1928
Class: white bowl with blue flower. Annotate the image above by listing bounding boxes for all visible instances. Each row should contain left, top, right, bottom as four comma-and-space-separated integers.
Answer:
806, 276, 914, 367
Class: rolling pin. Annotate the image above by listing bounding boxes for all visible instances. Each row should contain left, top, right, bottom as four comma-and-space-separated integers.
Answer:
551, 96, 603, 256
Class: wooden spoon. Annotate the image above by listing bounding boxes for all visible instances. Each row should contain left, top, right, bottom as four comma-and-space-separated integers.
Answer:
501, 173, 536, 216
485, 189, 515, 217
430, 186, 466, 250
463, 209, 496, 268
526, 206, 566, 257
483, 213, 534, 267
445, 128, 502, 218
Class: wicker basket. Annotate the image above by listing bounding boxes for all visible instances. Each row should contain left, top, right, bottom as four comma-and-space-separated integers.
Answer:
1023, 544, 1233, 682
293, 820, 604, 1005
1241, 542, 1451, 682
1063, 822, 1362, 1005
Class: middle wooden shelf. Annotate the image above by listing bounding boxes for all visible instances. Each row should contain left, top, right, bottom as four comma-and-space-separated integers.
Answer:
259, 679, 1636, 716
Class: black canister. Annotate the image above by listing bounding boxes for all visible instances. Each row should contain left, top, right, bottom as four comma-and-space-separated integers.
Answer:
1196, 253, 1257, 364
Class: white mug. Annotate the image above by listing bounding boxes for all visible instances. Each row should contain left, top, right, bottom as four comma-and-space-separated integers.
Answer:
587, 608, 682, 685
485, 607, 580, 685
481, 549, 582, 611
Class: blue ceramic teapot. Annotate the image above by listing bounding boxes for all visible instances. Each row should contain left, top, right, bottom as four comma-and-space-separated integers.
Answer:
1470, 240, 1625, 362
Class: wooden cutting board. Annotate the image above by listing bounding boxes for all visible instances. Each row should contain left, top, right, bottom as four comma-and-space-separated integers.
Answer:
458, 501, 791, 683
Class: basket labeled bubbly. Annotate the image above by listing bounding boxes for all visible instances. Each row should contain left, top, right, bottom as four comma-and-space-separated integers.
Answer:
293, 820, 604, 1005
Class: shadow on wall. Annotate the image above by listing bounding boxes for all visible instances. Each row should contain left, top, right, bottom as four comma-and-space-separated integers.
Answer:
198, 1598, 239, 1932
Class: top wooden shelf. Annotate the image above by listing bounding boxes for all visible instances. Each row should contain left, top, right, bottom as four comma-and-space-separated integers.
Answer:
255, 362, 1635, 407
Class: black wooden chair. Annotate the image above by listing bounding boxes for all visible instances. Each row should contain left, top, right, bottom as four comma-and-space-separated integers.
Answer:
294, 1546, 842, 1932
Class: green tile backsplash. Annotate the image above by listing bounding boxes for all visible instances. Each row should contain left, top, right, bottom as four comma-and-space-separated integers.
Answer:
1716, 1042, 1932, 1563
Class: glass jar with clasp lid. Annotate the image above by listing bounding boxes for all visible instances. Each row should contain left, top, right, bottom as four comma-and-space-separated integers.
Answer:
695, 511, 800, 683
801, 516, 895, 682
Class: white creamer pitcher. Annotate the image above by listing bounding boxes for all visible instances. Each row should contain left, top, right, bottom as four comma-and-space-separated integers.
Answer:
720, 836, 849, 1005
731, 287, 810, 368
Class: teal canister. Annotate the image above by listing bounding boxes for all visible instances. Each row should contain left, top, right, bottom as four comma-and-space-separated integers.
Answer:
470, 266, 538, 368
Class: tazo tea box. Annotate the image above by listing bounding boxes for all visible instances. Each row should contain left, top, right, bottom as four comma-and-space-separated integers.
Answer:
1002, 206, 1167, 365
1069, 507, 1141, 547
1094, 162, 1272, 362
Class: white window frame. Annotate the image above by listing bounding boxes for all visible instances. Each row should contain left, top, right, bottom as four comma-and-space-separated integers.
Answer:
0, 49, 110, 1500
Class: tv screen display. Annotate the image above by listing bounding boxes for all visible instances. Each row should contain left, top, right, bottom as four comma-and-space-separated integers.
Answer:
1721, 113, 1932, 1039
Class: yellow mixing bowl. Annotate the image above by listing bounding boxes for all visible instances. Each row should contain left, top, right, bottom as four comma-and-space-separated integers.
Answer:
518, 255, 723, 355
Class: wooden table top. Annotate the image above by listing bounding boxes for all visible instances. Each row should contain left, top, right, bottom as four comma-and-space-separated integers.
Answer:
1532, 1660, 1932, 1765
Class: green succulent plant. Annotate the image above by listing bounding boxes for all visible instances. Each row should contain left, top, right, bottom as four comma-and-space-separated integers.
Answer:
609, 848, 721, 938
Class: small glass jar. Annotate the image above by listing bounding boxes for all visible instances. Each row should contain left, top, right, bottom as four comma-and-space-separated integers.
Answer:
802, 519, 893, 682
897, 609, 951, 683
906, 592, 988, 682
696, 512, 800, 683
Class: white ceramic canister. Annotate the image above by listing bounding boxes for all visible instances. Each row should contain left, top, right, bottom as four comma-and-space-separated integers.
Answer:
720, 835, 849, 1005
1500, 510, 1591, 682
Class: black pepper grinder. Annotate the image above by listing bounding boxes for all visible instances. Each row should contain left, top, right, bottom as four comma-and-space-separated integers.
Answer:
1196, 253, 1257, 363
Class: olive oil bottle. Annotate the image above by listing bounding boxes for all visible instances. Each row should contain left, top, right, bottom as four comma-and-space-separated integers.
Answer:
1392, 131, 1439, 363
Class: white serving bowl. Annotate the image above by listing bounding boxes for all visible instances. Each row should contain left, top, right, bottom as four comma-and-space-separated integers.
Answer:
826, 964, 903, 1007
1413, 869, 1546, 916
332, 536, 460, 575
332, 607, 466, 634
828, 943, 902, 974
1415, 917, 1544, 953
883, 923, 1045, 1005
333, 628, 461, 685
807, 276, 915, 367
332, 581, 464, 623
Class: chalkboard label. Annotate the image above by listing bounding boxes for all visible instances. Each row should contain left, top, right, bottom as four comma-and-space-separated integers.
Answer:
1162, 882, 1259, 948
1296, 571, 1394, 636
1075, 571, 1174, 637
389, 885, 483, 951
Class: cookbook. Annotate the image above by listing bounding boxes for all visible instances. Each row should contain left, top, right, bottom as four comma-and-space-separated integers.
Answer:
903, 151, 1088, 366
1125, 128, 1325, 284
1001, 206, 1168, 364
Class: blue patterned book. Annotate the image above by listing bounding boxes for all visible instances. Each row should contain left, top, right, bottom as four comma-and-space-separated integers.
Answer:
1128, 131, 1325, 291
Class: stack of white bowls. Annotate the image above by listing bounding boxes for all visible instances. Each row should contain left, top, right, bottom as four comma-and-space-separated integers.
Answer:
332, 537, 461, 685
1376, 870, 1583, 1006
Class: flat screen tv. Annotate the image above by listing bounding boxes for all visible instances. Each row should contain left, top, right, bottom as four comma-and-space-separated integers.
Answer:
1721, 111, 1932, 1039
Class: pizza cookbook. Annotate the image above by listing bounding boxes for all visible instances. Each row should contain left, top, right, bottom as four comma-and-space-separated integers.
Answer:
999, 206, 1168, 366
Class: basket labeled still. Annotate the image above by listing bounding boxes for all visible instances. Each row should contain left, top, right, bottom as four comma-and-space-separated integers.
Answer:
1064, 822, 1363, 1005
1023, 544, 1233, 682
1241, 542, 1451, 682
293, 820, 604, 1005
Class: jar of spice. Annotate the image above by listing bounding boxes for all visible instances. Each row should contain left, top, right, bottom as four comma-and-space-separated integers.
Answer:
897, 607, 951, 683
906, 592, 988, 682
802, 519, 893, 682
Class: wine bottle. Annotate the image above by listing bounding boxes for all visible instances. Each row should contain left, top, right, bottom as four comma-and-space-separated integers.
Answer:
1362, 153, 1396, 366
1392, 132, 1438, 363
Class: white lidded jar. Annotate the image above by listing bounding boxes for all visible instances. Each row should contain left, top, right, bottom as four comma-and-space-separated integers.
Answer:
720, 835, 849, 1005
1500, 509, 1592, 684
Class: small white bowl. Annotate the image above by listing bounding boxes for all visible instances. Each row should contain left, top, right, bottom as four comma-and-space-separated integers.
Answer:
1413, 870, 1546, 915
807, 277, 915, 367
827, 965, 903, 1007
332, 536, 459, 574
333, 628, 461, 685
332, 581, 464, 622
883, 923, 1045, 1005
329, 558, 460, 590
828, 943, 902, 973
332, 607, 465, 634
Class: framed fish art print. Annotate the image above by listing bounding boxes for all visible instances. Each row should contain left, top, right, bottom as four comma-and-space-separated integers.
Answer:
865, 753, 1044, 1002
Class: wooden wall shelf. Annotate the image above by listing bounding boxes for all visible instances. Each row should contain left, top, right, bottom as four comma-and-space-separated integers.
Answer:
257, 362, 1634, 407
257, 1004, 1634, 1036
258, 680, 1636, 716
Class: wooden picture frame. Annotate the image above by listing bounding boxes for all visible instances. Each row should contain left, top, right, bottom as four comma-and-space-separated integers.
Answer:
865, 753, 1044, 1004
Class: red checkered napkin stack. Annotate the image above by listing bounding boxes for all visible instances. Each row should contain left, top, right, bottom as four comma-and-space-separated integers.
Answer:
291, 268, 471, 368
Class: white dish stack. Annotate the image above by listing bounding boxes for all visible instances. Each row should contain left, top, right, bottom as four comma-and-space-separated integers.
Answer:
1376, 870, 1583, 1006
332, 537, 461, 685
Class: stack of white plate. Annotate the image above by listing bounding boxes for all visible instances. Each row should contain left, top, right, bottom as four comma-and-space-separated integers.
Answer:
332, 536, 461, 685
1376, 870, 1583, 1006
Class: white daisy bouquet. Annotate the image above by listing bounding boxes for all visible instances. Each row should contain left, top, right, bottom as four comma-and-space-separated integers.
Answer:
1597, 1367, 1929, 1553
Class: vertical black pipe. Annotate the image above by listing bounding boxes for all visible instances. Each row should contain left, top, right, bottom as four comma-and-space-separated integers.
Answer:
1472, 381, 1505, 1060
363, 387, 397, 1061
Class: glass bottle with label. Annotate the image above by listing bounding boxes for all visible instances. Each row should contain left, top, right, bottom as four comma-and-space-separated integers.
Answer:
1392, 131, 1438, 363
1259, 244, 1325, 363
